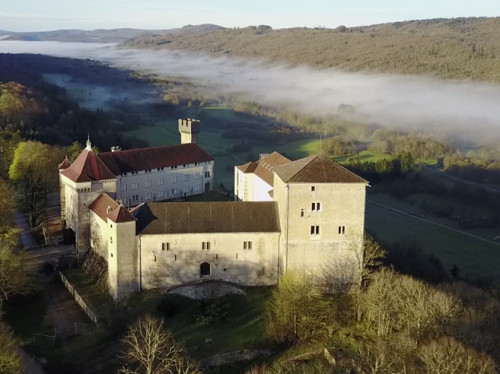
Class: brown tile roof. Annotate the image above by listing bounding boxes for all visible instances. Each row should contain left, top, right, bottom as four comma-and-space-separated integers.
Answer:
98, 143, 214, 175
236, 151, 291, 185
274, 154, 367, 184
89, 193, 120, 221
252, 152, 291, 185
61, 149, 116, 182
134, 201, 280, 234
236, 161, 258, 173
108, 205, 135, 223
89, 193, 135, 223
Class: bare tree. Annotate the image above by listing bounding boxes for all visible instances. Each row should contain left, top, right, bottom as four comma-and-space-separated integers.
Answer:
0, 322, 22, 374
120, 315, 200, 374
418, 336, 496, 374
266, 272, 333, 345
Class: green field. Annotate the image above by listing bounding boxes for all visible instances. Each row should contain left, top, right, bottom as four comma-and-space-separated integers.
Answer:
366, 201, 500, 280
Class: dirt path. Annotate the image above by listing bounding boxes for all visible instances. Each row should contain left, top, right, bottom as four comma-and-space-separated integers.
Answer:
42, 275, 91, 335
15, 210, 38, 248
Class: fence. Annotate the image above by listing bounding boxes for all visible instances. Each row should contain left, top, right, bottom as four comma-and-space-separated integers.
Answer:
58, 270, 100, 326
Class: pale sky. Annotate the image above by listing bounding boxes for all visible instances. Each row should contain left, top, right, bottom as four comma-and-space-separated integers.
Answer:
0, 0, 498, 32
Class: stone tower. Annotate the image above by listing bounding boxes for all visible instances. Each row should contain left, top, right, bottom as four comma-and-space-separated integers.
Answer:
106, 205, 137, 300
178, 118, 200, 144
272, 154, 368, 283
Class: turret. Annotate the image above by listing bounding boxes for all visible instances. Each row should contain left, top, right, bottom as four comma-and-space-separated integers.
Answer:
178, 118, 200, 144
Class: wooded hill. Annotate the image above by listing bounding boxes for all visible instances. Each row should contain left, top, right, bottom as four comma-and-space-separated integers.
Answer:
123, 17, 500, 82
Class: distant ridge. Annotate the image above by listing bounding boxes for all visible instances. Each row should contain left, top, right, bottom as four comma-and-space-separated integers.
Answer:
0, 24, 223, 43
122, 17, 500, 83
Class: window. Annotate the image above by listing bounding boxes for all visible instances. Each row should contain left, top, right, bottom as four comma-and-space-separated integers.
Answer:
157, 167, 164, 171
110, 236, 113, 243
172, 176, 177, 183
202, 241, 210, 250
162, 242, 170, 251
172, 188, 178, 195
131, 182, 138, 190
132, 194, 139, 202
153, 255, 156, 262
145, 180, 151, 188
300, 208, 304, 217
311, 202, 322, 211
215, 254, 219, 260
184, 174, 189, 182
196, 173, 201, 180
174, 254, 177, 261
183, 186, 190, 194
158, 178, 164, 186
205, 171, 211, 178
121, 184, 127, 192
194, 184, 201, 192
311, 186, 316, 192
243, 241, 252, 250
310, 225, 320, 235
338, 226, 346, 235
145, 193, 152, 200
158, 190, 164, 198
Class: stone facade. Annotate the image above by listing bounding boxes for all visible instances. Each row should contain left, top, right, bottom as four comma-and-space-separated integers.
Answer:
60, 123, 368, 300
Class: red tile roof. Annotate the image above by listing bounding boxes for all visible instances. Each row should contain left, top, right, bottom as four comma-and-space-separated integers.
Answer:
108, 205, 135, 223
88, 193, 119, 221
58, 156, 71, 170
89, 193, 135, 223
98, 143, 214, 175
61, 149, 116, 182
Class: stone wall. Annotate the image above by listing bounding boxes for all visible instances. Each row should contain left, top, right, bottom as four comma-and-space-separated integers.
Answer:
58, 270, 100, 325
139, 232, 280, 290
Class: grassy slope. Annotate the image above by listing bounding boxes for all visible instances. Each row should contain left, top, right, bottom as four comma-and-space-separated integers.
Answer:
125, 18, 500, 82
366, 201, 500, 280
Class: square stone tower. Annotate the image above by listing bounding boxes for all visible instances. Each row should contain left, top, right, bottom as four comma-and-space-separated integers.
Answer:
178, 118, 200, 144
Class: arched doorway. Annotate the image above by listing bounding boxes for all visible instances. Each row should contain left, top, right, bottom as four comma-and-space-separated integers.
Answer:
200, 262, 211, 277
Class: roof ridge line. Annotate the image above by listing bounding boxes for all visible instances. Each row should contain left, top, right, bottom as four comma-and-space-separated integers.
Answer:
283, 154, 319, 182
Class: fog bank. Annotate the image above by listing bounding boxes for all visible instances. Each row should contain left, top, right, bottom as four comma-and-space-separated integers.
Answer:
1, 41, 500, 144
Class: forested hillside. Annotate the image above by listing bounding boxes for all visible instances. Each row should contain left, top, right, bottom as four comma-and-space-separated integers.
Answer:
124, 17, 500, 82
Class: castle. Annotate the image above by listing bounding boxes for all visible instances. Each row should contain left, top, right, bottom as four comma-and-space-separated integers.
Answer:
59, 119, 368, 299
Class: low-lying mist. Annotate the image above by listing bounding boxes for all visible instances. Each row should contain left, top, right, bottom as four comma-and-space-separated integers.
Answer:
1, 41, 500, 147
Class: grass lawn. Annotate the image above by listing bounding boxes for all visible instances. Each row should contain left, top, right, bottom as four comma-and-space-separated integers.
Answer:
163, 288, 273, 359
119, 286, 273, 359
366, 201, 500, 280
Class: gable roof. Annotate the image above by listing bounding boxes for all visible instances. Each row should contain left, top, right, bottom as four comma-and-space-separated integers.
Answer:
61, 149, 116, 183
134, 201, 280, 235
274, 154, 367, 184
252, 152, 291, 186
88, 193, 120, 221
89, 193, 135, 223
98, 143, 214, 175
108, 205, 136, 223
236, 151, 291, 185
